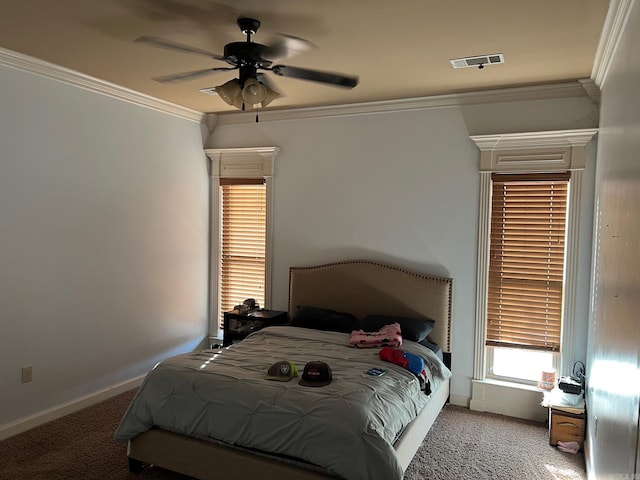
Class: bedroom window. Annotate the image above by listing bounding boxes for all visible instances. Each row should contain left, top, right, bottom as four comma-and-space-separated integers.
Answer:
485, 173, 569, 383
469, 130, 596, 390
205, 147, 279, 339
219, 179, 267, 327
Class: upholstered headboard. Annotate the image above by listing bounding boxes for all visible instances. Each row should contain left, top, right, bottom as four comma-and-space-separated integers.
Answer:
288, 260, 453, 354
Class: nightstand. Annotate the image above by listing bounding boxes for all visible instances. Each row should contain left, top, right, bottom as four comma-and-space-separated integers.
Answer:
223, 309, 288, 346
549, 406, 586, 449
542, 387, 586, 449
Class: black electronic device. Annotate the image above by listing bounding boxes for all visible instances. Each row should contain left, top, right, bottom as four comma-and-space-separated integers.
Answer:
558, 376, 582, 394
243, 298, 259, 310
233, 298, 260, 315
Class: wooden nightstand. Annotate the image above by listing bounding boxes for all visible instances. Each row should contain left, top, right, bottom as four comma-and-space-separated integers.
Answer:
549, 406, 586, 448
542, 387, 585, 449
223, 309, 288, 347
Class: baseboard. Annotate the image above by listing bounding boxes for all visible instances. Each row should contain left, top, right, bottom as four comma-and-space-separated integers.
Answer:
0, 375, 145, 441
449, 394, 470, 407
584, 433, 594, 479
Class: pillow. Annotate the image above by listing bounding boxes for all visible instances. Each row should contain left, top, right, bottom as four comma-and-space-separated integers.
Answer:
291, 306, 358, 333
360, 315, 435, 342
419, 336, 443, 360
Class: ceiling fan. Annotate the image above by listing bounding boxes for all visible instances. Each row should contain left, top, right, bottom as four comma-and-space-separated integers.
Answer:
135, 17, 359, 111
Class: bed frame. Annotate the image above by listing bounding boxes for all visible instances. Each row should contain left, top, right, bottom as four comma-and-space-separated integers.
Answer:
127, 260, 453, 479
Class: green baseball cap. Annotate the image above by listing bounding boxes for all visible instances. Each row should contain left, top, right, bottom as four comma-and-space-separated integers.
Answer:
265, 360, 298, 382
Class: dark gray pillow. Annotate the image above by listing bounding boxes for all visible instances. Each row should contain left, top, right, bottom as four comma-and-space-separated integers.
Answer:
419, 336, 443, 360
292, 306, 358, 333
360, 315, 435, 342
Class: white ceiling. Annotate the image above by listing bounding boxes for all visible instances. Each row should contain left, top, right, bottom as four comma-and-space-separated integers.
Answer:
0, 0, 610, 114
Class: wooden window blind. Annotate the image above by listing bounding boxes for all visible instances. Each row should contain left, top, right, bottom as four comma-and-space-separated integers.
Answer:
486, 172, 570, 352
219, 178, 266, 328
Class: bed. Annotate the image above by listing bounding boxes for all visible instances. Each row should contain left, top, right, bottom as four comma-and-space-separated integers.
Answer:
115, 260, 454, 479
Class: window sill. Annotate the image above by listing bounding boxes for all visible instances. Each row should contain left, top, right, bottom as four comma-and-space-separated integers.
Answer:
476, 378, 543, 393
470, 378, 547, 422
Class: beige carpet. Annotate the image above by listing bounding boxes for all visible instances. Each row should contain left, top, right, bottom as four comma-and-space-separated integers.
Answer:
0, 390, 586, 480
405, 405, 586, 480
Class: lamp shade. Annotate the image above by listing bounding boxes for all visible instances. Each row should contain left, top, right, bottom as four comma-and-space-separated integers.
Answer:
242, 78, 268, 105
215, 79, 243, 109
260, 86, 280, 107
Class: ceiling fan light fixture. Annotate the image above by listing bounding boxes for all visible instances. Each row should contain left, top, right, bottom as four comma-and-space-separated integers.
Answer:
260, 87, 280, 108
242, 78, 268, 105
215, 79, 243, 108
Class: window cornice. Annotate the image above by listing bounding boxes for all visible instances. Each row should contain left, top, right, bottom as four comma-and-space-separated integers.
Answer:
470, 129, 598, 172
205, 147, 279, 178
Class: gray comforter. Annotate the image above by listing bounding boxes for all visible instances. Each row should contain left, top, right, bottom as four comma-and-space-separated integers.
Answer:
114, 326, 451, 480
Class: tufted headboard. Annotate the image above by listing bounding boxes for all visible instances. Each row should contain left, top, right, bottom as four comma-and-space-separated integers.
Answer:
288, 260, 453, 354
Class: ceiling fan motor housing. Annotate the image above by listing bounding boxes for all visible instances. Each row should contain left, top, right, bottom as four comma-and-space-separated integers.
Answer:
223, 42, 272, 68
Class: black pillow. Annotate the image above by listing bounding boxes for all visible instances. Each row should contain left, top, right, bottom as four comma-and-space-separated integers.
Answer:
292, 306, 358, 333
360, 315, 435, 342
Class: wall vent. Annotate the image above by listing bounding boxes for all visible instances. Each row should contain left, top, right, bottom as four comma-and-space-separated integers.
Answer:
450, 53, 505, 69
199, 87, 218, 96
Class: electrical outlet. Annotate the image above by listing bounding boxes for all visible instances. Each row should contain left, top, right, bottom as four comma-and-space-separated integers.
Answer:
21, 365, 32, 383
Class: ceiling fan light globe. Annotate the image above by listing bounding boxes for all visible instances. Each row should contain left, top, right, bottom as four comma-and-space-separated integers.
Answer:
215, 79, 242, 107
242, 78, 268, 105
233, 97, 245, 109
260, 87, 280, 107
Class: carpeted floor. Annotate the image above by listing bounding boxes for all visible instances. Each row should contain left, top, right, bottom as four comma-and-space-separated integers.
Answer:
404, 405, 586, 480
0, 390, 586, 480
0, 390, 183, 480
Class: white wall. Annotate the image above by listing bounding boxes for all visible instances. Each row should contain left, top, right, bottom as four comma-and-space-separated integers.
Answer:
586, 0, 640, 476
0, 63, 210, 430
208, 95, 598, 403
0, 51, 599, 434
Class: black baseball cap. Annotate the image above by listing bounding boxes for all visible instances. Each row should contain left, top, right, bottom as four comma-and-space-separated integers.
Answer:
299, 361, 332, 387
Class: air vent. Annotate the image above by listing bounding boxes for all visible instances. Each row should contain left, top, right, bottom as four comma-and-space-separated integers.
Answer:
199, 87, 218, 96
450, 53, 505, 69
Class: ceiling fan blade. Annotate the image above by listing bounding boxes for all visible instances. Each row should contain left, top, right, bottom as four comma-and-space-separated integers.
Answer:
152, 67, 236, 83
271, 65, 359, 88
135, 35, 226, 61
262, 34, 315, 61
257, 72, 280, 93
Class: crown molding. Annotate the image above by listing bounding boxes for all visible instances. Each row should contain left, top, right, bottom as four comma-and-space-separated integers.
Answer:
0, 47, 204, 123
579, 78, 601, 106
211, 80, 593, 125
0, 43, 603, 128
591, 0, 636, 87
